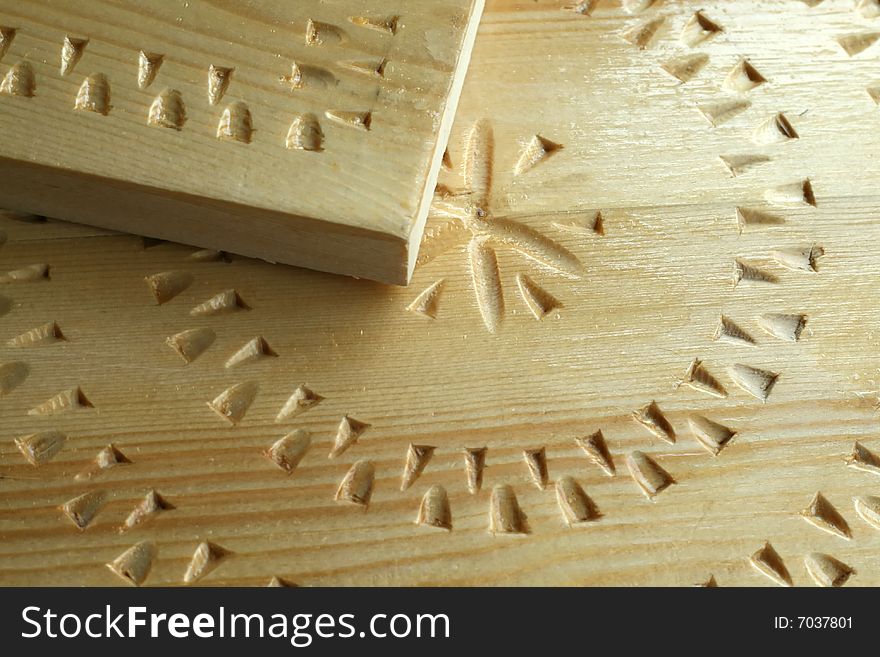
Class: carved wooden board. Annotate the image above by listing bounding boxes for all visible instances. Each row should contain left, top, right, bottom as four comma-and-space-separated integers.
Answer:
0, 0, 485, 285
1, 0, 879, 587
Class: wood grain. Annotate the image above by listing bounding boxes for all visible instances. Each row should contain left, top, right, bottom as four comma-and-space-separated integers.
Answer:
0, 0, 485, 284
0, 0, 879, 587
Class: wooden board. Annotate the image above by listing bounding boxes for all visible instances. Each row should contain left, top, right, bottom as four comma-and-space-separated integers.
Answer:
0, 0, 485, 285
1, 0, 879, 587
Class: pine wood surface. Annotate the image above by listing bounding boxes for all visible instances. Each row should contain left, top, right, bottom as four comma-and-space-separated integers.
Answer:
0, 0, 879, 587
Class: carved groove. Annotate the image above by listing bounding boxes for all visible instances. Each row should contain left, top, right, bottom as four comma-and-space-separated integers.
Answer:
773, 245, 823, 272
122, 490, 173, 531
853, 495, 880, 530
348, 16, 398, 34
190, 249, 231, 262
145, 270, 193, 304
0, 361, 28, 396
858, 0, 880, 19
681, 10, 722, 47
281, 62, 337, 89
753, 113, 798, 144
0, 263, 49, 282
800, 492, 851, 539
735, 207, 784, 231
148, 89, 186, 130
286, 113, 324, 151
279, 60, 340, 91
207, 65, 233, 105
401, 444, 435, 491
714, 315, 756, 346
29, 386, 92, 415
441, 148, 452, 170
325, 109, 371, 131
407, 279, 445, 319
721, 155, 771, 178
723, 59, 766, 93
758, 313, 806, 342
523, 447, 549, 490
61, 36, 88, 76
75, 73, 110, 115
0, 62, 35, 97
750, 542, 792, 586
632, 401, 675, 444
553, 211, 604, 236
137, 51, 163, 89
576, 430, 615, 476
733, 259, 778, 287
305, 20, 344, 46
216, 101, 253, 144
265, 430, 311, 474
516, 273, 561, 320
183, 541, 230, 584
207, 381, 258, 425
698, 99, 751, 126
846, 442, 880, 477
728, 364, 779, 402
464, 447, 487, 494
676, 359, 727, 398
225, 336, 278, 368
61, 489, 107, 529
626, 451, 674, 499
468, 236, 503, 333
267, 576, 296, 588
464, 119, 494, 209
337, 55, 383, 81
329, 415, 370, 458
622, 17, 665, 49
570, 1, 600, 16
688, 415, 736, 456
107, 542, 157, 586
765, 179, 816, 206
477, 218, 583, 278
276, 385, 323, 422
805, 553, 854, 587
75, 444, 131, 480
0, 27, 16, 62
490, 485, 529, 535
336, 460, 374, 506
514, 135, 563, 176
837, 32, 880, 56
8, 321, 65, 346
190, 289, 249, 315
661, 53, 709, 83
166, 327, 216, 364
417, 485, 452, 531
15, 430, 66, 466
555, 476, 600, 525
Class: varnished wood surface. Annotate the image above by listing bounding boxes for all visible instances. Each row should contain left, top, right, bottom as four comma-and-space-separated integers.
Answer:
0, 0, 879, 586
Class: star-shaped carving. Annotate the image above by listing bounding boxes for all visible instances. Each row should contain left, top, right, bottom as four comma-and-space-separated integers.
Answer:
421, 120, 583, 332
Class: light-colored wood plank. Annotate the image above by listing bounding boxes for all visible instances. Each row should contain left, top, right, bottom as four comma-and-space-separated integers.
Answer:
0, 0, 879, 587
0, 0, 485, 284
